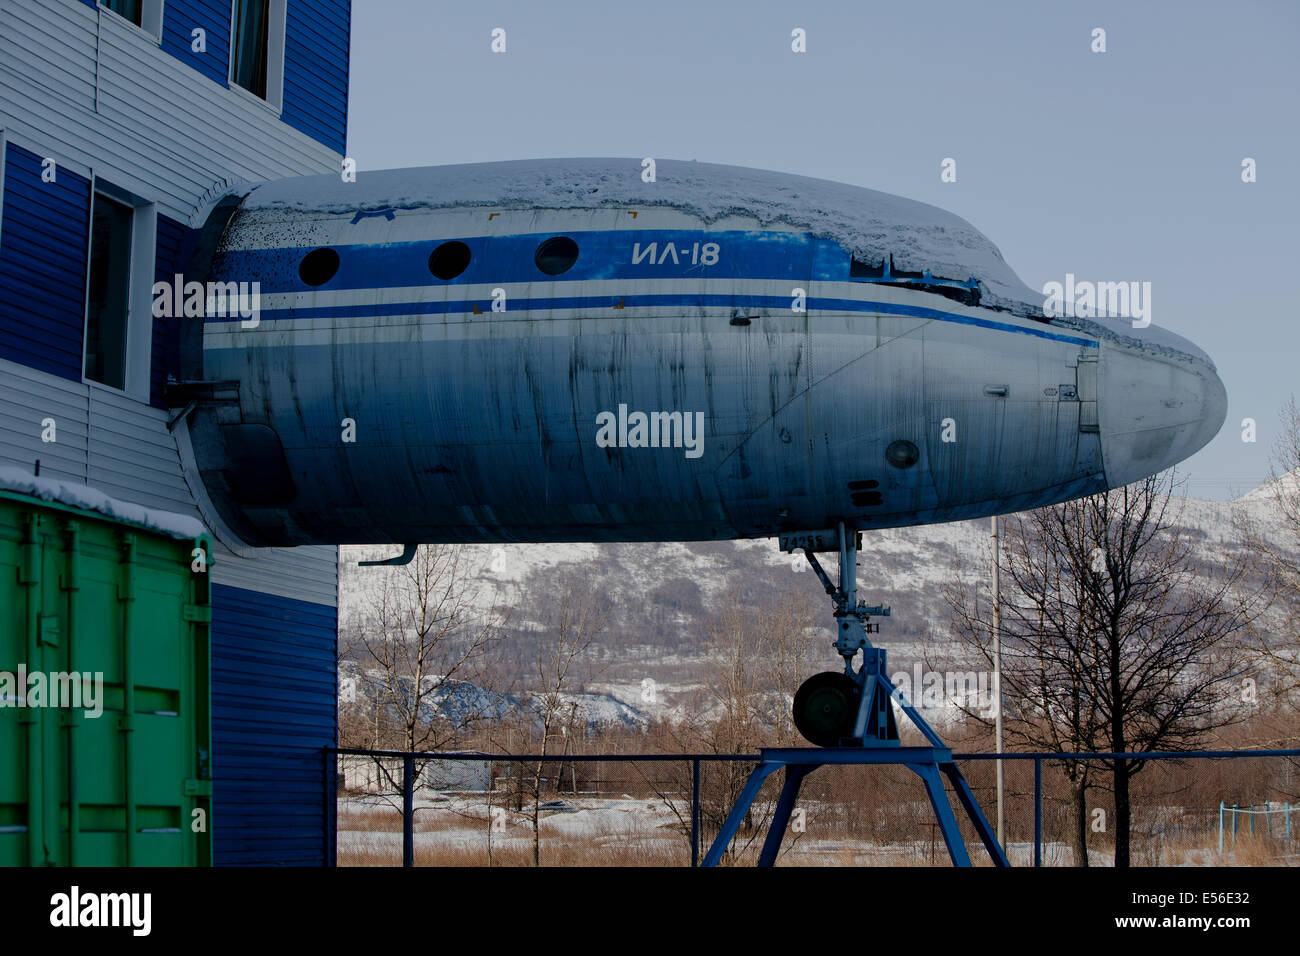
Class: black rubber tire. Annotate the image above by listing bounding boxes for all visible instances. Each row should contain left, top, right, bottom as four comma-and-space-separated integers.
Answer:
793, 671, 860, 747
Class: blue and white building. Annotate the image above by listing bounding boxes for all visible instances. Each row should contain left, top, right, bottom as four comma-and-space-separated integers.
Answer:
0, 0, 350, 865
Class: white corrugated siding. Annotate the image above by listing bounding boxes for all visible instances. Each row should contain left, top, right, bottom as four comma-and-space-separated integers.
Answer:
0, 0, 343, 224
0, 0, 340, 606
0, 356, 338, 605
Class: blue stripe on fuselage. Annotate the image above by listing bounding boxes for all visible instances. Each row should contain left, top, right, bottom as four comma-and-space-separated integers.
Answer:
214, 230, 817, 291
209, 228, 1095, 347
205, 291, 1098, 348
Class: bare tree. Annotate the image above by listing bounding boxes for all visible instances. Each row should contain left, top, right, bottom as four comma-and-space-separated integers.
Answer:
495, 570, 608, 866
764, 588, 821, 746
945, 472, 1253, 866
1238, 395, 1300, 710
945, 510, 1105, 865
647, 586, 822, 862
339, 544, 509, 804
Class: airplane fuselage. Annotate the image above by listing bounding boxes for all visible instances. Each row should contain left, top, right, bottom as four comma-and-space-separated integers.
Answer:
179, 161, 1226, 548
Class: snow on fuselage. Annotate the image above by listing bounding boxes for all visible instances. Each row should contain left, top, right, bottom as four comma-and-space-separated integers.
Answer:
183, 159, 1226, 547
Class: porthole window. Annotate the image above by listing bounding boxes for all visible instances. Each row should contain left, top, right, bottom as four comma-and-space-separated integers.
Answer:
428, 240, 472, 280
534, 236, 579, 276
299, 247, 340, 287
885, 439, 920, 469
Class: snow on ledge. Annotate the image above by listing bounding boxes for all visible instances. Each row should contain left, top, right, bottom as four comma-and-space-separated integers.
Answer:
0, 466, 207, 540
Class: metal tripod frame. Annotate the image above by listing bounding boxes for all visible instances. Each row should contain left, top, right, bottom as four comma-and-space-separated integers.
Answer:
700, 522, 1010, 867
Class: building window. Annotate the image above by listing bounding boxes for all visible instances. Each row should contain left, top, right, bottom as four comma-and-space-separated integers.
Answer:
84, 192, 135, 390
99, 0, 143, 27
97, 0, 164, 39
230, 0, 287, 109
232, 0, 272, 98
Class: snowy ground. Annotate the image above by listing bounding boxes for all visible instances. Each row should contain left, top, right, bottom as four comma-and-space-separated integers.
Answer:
335, 790, 1286, 867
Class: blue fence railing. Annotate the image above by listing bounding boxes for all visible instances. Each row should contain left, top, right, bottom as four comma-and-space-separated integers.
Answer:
1219, 801, 1297, 852
327, 746, 1300, 867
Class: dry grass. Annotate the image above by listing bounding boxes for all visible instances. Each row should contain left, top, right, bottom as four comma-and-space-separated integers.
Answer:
1152, 831, 1298, 867
334, 785, 1300, 867
414, 839, 686, 867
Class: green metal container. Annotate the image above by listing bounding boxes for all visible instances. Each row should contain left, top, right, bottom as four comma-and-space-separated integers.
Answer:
0, 487, 212, 866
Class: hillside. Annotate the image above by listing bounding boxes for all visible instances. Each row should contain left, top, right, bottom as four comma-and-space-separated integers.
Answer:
339, 478, 1295, 728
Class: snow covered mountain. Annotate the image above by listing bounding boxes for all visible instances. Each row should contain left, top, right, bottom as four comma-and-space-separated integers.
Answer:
338, 477, 1294, 728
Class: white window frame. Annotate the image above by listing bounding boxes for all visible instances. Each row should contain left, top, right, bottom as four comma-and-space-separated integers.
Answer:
82, 179, 158, 403
97, 0, 166, 43
227, 0, 286, 113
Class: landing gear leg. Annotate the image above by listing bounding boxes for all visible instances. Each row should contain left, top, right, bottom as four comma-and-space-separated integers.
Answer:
793, 522, 899, 747
700, 522, 1010, 867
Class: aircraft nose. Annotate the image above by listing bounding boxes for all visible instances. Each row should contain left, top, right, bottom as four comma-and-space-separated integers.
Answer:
1097, 329, 1228, 489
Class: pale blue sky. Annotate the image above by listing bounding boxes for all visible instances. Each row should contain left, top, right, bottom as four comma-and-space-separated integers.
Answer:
346, 0, 1299, 499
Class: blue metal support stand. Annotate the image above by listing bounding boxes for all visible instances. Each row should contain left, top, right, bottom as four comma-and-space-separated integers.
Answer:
700, 745, 1008, 867
701, 522, 1010, 867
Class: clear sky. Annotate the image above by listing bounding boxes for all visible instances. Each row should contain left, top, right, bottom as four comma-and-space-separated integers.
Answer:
346, 0, 1299, 500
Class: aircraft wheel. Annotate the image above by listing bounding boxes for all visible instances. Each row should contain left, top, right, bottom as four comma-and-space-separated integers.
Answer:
793, 671, 860, 747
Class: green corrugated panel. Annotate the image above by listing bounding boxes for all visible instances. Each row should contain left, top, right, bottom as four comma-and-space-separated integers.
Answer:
0, 488, 212, 866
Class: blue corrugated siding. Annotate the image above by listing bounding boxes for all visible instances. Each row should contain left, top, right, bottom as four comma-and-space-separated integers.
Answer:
281, 0, 350, 154
0, 143, 90, 381
160, 0, 233, 85
151, 213, 195, 408
211, 583, 337, 866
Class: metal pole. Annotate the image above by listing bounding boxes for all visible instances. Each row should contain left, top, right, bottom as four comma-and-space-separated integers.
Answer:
323, 748, 332, 867
403, 754, 415, 867
992, 515, 1004, 847
1219, 802, 1224, 855
1034, 757, 1042, 867
839, 522, 856, 610
691, 758, 701, 867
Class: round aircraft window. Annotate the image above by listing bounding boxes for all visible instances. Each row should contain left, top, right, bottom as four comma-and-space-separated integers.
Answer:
885, 439, 920, 469
428, 240, 472, 280
534, 236, 579, 276
298, 247, 340, 287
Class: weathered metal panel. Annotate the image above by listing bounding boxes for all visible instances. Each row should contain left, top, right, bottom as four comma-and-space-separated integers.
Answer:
194, 196, 1122, 545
